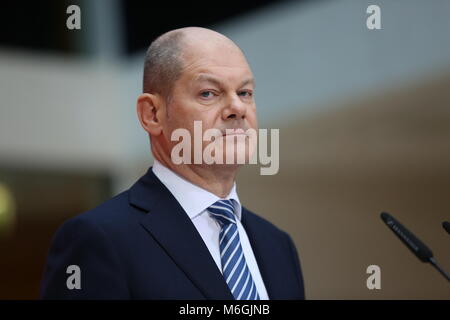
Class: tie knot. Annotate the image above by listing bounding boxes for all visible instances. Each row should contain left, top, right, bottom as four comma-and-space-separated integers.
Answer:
208, 200, 236, 226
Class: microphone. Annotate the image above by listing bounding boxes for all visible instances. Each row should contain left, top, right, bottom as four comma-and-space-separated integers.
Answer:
380, 212, 450, 282
443, 221, 450, 235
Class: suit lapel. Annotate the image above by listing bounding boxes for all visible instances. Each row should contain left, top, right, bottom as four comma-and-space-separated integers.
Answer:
129, 168, 234, 300
241, 208, 283, 300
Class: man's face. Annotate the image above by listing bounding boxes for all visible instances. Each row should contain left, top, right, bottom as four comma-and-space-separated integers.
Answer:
161, 43, 258, 166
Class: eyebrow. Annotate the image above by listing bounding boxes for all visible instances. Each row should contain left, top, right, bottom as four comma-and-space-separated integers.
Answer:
194, 74, 255, 88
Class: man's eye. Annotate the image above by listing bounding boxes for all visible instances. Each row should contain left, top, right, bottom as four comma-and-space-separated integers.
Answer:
238, 91, 253, 97
200, 91, 214, 98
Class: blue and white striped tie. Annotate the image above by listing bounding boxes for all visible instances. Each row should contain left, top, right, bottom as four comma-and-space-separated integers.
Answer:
208, 200, 260, 300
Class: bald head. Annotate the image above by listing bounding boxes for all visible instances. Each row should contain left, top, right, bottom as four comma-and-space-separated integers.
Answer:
142, 29, 185, 99
142, 27, 246, 100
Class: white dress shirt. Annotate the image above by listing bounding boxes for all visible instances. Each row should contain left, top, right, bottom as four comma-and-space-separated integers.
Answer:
152, 160, 269, 300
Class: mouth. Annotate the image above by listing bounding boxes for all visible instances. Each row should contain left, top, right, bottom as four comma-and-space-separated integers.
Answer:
222, 128, 248, 136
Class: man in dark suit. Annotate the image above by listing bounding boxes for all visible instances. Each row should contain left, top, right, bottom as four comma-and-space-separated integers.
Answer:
40, 27, 305, 300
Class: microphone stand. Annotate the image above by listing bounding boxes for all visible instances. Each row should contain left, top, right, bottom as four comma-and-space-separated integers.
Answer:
429, 257, 450, 282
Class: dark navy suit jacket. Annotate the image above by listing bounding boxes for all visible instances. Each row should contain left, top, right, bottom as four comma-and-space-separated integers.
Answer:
40, 167, 305, 299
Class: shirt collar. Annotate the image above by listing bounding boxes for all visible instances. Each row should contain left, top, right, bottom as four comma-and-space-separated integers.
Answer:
151, 159, 242, 221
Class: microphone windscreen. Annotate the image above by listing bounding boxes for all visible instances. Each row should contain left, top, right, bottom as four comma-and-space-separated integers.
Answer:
380, 212, 433, 262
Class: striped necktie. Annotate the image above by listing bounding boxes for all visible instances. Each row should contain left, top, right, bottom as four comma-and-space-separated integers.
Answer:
207, 200, 260, 300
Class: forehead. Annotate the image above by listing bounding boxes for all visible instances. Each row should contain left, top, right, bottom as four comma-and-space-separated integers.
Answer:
179, 42, 253, 85
191, 73, 255, 90
180, 59, 254, 90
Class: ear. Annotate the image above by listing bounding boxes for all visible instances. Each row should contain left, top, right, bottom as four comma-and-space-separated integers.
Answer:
136, 93, 164, 136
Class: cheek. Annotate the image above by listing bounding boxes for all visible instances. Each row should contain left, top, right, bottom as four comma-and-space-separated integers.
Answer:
167, 100, 194, 127
246, 107, 258, 129
168, 94, 222, 136
163, 109, 188, 144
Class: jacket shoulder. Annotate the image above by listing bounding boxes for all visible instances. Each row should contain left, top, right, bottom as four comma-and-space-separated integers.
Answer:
59, 190, 139, 235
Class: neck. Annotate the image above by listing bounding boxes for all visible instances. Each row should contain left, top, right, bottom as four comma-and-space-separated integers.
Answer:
153, 148, 239, 198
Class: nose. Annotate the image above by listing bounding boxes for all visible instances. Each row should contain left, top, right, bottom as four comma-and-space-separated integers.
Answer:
222, 95, 247, 120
